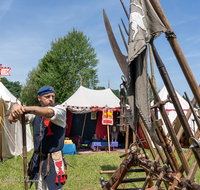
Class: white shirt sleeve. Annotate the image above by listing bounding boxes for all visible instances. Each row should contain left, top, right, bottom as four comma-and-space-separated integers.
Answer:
44, 105, 66, 128
27, 114, 35, 124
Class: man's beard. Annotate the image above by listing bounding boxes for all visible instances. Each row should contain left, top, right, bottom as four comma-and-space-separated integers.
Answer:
40, 101, 55, 107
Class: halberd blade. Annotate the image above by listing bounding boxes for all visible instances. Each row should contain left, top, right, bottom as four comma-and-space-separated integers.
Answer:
103, 9, 128, 78
150, 122, 164, 147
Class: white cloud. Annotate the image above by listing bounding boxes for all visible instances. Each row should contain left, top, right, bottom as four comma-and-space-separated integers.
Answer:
0, 0, 13, 21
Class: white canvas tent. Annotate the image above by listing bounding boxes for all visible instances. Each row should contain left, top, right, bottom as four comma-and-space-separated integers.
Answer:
0, 82, 33, 161
62, 85, 121, 113
151, 86, 199, 139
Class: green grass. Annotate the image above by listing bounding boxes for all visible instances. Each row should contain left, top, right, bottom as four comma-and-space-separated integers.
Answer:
0, 149, 199, 190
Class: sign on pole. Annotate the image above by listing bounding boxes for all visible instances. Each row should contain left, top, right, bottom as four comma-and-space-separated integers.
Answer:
0, 64, 11, 76
102, 108, 113, 125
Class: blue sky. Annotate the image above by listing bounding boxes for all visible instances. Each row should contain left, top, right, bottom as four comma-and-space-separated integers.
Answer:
0, 0, 200, 100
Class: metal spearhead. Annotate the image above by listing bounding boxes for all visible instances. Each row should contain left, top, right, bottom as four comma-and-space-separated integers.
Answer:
150, 122, 164, 147
189, 137, 200, 153
103, 9, 128, 78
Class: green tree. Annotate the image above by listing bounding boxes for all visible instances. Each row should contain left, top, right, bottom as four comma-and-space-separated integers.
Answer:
22, 67, 40, 106
1, 77, 22, 99
111, 89, 120, 98
94, 86, 105, 90
36, 28, 99, 104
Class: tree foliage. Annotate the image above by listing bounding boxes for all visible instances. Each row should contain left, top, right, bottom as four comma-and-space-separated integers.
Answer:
1, 77, 22, 99
22, 67, 40, 106
23, 29, 99, 105
111, 89, 120, 98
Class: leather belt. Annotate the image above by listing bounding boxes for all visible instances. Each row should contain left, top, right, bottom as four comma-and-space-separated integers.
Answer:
35, 152, 48, 157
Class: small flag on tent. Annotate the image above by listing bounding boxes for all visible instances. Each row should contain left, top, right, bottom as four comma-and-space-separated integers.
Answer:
102, 108, 113, 125
0, 64, 11, 76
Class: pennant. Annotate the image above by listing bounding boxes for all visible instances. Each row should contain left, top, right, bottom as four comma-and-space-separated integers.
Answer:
127, 0, 166, 131
128, 0, 166, 62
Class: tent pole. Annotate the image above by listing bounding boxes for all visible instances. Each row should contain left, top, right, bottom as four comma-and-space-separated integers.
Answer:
0, 98, 3, 161
81, 113, 87, 140
107, 125, 110, 153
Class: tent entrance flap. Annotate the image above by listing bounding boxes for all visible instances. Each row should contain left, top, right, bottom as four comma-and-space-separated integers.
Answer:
70, 112, 98, 143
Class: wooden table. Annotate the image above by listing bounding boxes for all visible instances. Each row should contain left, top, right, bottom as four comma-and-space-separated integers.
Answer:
91, 141, 118, 151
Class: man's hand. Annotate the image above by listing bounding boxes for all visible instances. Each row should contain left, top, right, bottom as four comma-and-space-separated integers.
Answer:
8, 104, 26, 124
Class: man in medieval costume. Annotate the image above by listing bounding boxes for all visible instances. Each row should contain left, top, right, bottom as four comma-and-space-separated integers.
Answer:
8, 86, 67, 190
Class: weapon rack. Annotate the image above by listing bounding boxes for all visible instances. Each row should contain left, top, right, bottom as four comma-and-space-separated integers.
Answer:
99, 0, 200, 189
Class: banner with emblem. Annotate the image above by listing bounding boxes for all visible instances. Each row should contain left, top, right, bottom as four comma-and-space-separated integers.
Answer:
127, 0, 167, 131
102, 108, 113, 125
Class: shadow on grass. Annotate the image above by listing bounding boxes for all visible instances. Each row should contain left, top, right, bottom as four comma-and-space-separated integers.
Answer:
100, 164, 119, 171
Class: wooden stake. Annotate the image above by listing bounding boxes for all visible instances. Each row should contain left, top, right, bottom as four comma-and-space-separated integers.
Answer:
107, 125, 110, 153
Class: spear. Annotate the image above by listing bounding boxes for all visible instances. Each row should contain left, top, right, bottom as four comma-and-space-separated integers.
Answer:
149, 0, 200, 118
20, 93, 28, 190
150, 40, 200, 168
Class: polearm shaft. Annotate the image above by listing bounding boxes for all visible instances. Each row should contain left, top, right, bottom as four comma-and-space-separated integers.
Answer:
182, 160, 198, 190
150, 41, 200, 169
185, 91, 200, 132
149, 0, 200, 115
150, 109, 178, 172
20, 93, 28, 190
138, 117, 157, 160
100, 168, 145, 174
118, 24, 128, 53
102, 152, 136, 190
149, 77, 184, 172
170, 128, 200, 190
151, 94, 197, 190
162, 94, 197, 190
173, 94, 196, 135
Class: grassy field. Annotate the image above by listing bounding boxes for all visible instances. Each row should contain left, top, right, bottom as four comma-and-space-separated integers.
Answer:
0, 148, 199, 190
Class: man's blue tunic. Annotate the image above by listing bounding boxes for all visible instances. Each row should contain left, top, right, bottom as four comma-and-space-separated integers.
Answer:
29, 115, 67, 190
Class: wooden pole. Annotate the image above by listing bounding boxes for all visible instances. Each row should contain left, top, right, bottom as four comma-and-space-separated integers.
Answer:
149, 0, 200, 111
125, 125, 129, 153
123, 125, 129, 189
138, 117, 157, 160
20, 94, 28, 190
133, 130, 136, 144
108, 79, 110, 88
100, 168, 145, 174
149, 43, 156, 87
0, 98, 3, 161
81, 114, 87, 138
107, 125, 110, 153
